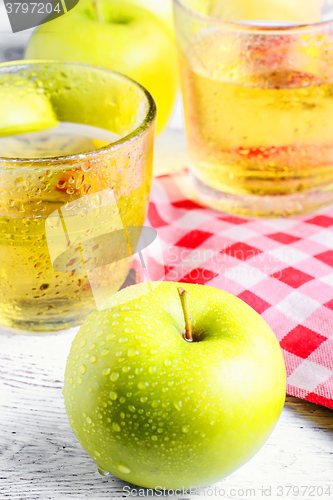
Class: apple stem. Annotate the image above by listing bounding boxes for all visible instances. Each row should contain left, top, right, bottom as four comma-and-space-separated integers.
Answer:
177, 287, 193, 342
92, 1, 104, 23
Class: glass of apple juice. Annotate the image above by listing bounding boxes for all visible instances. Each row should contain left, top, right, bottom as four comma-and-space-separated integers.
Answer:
0, 61, 156, 333
174, 0, 333, 217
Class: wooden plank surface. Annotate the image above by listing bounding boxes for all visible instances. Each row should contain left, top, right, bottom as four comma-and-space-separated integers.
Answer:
1, 127, 333, 500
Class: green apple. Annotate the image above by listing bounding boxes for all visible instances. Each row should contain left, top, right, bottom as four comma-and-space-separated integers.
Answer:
118, 0, 174, 35
63, 281, 286, 489
25, 0, 178, 134
0, 80, 58, 138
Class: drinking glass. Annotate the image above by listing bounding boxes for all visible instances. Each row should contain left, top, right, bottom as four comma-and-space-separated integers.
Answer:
173, 0, 333, 216
0, 61, 156, 332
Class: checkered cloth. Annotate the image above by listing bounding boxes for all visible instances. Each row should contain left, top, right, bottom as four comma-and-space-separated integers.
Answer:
147, 169, 333, 411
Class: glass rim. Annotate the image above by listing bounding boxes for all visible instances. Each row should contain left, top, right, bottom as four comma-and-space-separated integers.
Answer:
0, 60, 157, 166
173, 0, 333, 34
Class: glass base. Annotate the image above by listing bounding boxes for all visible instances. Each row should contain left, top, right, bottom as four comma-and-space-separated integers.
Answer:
0, 314, 88, 335
191, 172, 333, 217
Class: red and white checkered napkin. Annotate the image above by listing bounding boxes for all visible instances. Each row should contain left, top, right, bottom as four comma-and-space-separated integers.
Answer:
146, 170, 333, 411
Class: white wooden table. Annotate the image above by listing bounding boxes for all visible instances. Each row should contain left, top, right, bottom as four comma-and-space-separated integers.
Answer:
1, 128, 333, 500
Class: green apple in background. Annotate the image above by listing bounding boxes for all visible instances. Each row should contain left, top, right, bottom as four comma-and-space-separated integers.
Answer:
118, 0, 174, 35
0, 80, 58, 137
25, 0, 178, 134
63, 282, 286, 489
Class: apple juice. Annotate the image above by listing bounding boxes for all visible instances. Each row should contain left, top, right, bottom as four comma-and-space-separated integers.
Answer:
0, 123, 150, 331
179, 31, 333, 216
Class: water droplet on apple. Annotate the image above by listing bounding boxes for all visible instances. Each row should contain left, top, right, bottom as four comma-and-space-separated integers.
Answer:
119, 397, 126, 404
94, 450, 101, 457
151, 400, 160, 408
107, 333, 116, 341
90, 355, 97, 363
112, 422, 121, 432
173, 401, 182, 411
137, 382, 148, 390
110, 372, 119, 382
182, 425, 190, 433
140, 396, 148, 403
124, 327, 134, 333
103, 368, 111, 376
89, 343, 96, 350
117, 462, 131, 474
79, 364, 86, 375
89, 387, 93, 393
86, 416, 92, 424
122, 366, 130, 373
110, 391, 118, 400
79, 339, 87, 348
148, 366, 156, 374
119, 337, 129, 344
128, 405, 136, 413
78, 377, 83, 385
101, 349, 109, 357
127, 348, 138, 357
98, 466, 109, 476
